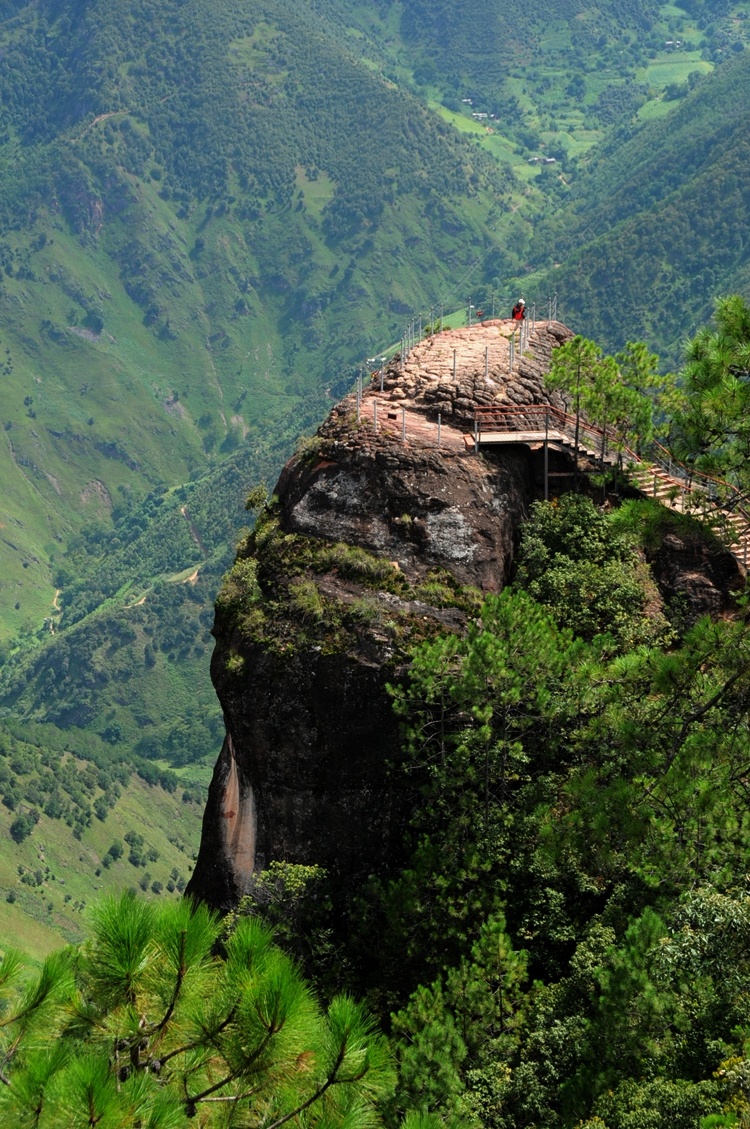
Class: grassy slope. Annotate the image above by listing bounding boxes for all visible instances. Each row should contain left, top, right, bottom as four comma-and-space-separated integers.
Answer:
0, 769, 202, 961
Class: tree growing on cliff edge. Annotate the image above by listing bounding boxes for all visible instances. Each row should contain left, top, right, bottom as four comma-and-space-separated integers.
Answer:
546, 336, 669, 471
0, 892, 394, 1129
671, 295, 750, 488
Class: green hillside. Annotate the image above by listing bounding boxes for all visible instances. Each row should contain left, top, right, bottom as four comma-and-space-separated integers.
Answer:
0, 0, 522, 643
3, 0, 750, 956
524, 49, 750, 360
0, 720, 203, 959
0, 0, 524, 810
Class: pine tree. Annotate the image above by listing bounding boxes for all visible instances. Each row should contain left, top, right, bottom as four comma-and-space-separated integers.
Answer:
0, 892, 395, 1128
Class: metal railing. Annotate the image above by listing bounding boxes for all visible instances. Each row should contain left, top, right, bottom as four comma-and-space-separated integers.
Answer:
634, 441, 750, 557
472, 403, 750, 562
473, 403, 638, 465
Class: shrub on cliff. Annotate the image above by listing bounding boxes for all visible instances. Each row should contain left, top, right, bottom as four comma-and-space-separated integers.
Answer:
514, 495, 670, 648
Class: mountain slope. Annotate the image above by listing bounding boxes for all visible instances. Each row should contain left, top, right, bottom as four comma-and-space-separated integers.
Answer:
525, 50, 750, 359
0, 0, 520, 641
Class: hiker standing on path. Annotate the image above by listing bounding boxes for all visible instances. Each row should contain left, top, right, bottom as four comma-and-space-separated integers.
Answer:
511, 298, 526, 321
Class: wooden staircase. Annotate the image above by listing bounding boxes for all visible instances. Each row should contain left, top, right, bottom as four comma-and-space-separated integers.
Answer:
627, 464, 750, 571
471, 403, 750, 572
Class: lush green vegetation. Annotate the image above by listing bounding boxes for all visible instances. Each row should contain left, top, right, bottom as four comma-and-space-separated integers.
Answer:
0, 0, 523, 642
311, 493, 749, 1129
0, 892, 395, 1128
528, 49, 750, 361
7, 483, 750, 1123
671, 294, 750, 485
2, 0, 750, 987
0, 720, 201, 958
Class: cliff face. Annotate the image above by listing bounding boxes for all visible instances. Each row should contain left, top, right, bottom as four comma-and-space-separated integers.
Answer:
186, 320, 742, 909
187, 320, 574, 907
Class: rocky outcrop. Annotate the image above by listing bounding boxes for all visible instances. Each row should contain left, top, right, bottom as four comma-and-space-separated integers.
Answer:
187, 320, 744, 910
643, 526, 745, 623
187, 321, 570, 907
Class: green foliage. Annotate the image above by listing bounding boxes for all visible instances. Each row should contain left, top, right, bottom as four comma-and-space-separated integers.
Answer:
546, 335, 666, 459
610, 496, 728, 556
671, 294, 750, 486
382, 589, 582, 979
226, 861, 337, 985
514, 495, 669, 647
361, 485, 750, 1126
0, 892, 395, 1128
391, 913, 527, 1123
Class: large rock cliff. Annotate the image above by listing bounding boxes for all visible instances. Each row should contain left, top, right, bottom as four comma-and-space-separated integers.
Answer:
186, 320, 576, 907
186, 320, 742, 909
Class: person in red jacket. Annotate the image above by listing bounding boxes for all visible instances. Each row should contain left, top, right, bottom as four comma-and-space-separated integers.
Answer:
511, 298, 526, 321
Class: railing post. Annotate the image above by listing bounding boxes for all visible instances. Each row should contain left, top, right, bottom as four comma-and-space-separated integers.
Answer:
544, 408, 549, 502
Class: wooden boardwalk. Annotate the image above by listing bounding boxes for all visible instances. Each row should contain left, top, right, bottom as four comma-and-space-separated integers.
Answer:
357, 327, 750, 574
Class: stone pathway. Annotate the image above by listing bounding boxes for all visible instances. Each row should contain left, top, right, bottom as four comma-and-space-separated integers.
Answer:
368, 320, 572, 421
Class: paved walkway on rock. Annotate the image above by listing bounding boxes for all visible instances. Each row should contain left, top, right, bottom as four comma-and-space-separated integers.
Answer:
399, 320, 515, 386
347, 322, 750, 572
355, 399, 467, 452
369, 320, 571, 417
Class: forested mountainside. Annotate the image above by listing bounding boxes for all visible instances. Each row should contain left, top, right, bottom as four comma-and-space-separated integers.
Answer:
3, 0, 750, 953
533, 50, 750, 360
0, 0, 517, 950
0, 0, 517, 643
2, 0, 749, 639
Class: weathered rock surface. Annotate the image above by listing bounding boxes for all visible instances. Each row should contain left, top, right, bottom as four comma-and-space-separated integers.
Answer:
187, 320, 744, 910
188, 321, 566, 907
187, 429, 540, 906
644, 528, 744, 623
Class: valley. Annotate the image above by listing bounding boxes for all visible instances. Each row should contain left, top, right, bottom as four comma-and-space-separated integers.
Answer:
0, 0, 750, 962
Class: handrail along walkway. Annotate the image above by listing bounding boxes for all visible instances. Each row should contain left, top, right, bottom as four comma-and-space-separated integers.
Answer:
471, 403, 750, 570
